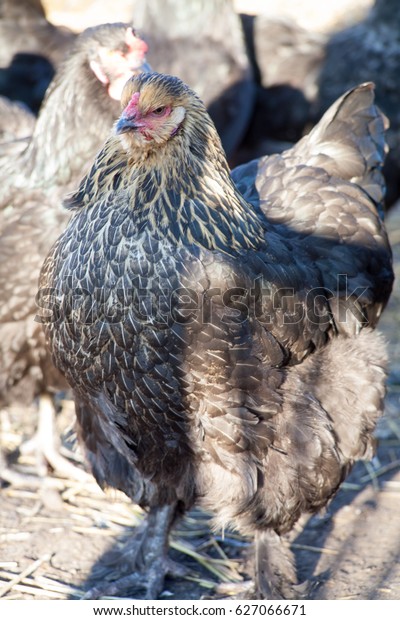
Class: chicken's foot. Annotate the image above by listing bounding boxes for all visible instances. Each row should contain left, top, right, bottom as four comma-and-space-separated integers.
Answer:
82, 504, 187, 599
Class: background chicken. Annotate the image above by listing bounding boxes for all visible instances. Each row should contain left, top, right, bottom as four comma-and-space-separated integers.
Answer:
0, 0, 75, 113
235, 14, 326, 164
316, 0, 400, 207
0, 22, 150, 481
131, 0, 255, 159
0, 96, 35, 160
39, 71, 392, 599
235, 0, 400, 212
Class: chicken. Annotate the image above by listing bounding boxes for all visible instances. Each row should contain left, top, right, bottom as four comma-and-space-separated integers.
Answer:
316, 0, 400, 206
131, 0, 255, 158
0, 23, 150, 482
0, 96, 35, 160
39, 72, 393, 599
0, 0, 75, 113
236, 15, 326, 164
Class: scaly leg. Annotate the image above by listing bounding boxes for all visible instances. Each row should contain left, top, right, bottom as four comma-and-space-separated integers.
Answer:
83, 504, 187, 599
18, 394, 91, 482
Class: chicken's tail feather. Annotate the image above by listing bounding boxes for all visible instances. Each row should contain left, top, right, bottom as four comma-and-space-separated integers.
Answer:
299, 82, 388, 209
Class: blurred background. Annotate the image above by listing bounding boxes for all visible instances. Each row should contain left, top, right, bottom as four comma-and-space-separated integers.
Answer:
43, 0, 372, 32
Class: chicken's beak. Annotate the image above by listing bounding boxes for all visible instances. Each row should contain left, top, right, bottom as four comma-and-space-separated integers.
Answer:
115, 116, 142, 134
129, 60, 152, 75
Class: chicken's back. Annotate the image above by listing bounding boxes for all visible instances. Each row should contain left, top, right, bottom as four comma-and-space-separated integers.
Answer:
232, 83, 393, 334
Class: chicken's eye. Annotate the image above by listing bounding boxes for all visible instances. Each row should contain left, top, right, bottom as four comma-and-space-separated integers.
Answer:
152, 106, 167, 116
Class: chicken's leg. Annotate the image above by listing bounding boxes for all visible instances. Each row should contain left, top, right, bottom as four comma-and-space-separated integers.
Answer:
82, 504, 187, 599
18, 394, 91, 482
254, 530, 308, 599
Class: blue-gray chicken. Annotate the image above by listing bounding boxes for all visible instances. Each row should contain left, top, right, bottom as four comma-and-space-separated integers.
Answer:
39, 73, 392, 598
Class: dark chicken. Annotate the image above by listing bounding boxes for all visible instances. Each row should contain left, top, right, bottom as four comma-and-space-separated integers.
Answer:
235, 15, 326, 164
316, 0, 400, 206
39, 73, 393, 598
132, 0, 255, 158
0, 0, 73, 68
0, 0, 75, 113
0, 23, 150, 481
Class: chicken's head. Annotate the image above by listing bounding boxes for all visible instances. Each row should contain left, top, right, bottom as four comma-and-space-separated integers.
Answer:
88, 25, 151, 101
114, 72, 198, 151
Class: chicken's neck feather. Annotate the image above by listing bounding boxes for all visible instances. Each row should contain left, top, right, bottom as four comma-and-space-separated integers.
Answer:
65, 119, 267, 255
19, 47, 120, 189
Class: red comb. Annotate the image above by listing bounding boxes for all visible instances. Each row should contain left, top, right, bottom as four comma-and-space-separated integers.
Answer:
125, 27, 148, 55
124, 91, 140, 116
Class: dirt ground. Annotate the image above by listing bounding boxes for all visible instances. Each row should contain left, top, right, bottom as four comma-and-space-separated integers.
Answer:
1, 0, 400, 603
